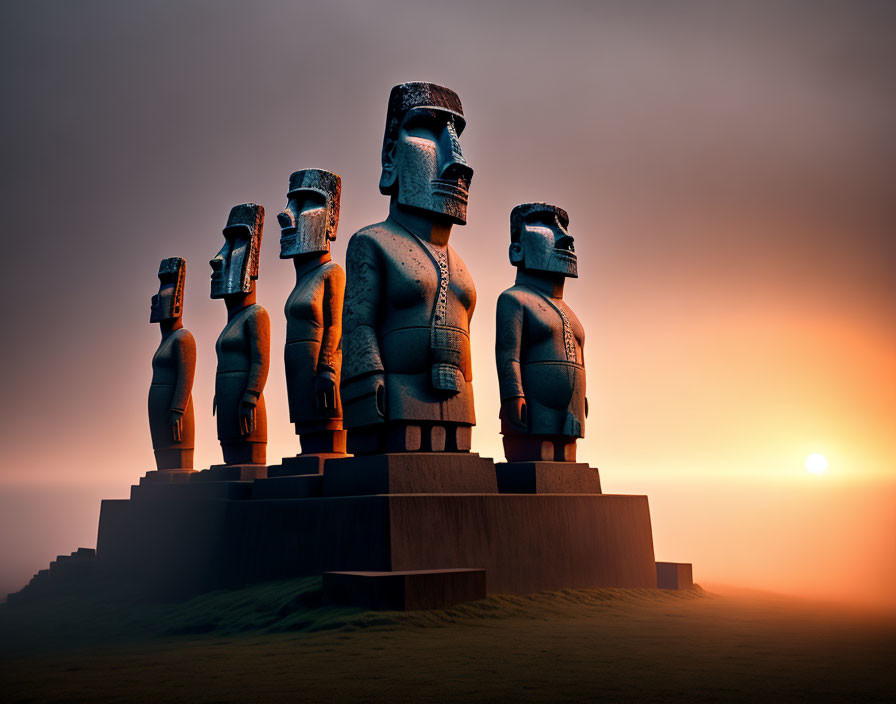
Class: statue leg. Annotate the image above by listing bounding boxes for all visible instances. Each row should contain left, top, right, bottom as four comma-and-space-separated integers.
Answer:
346, 427, 381, 455
555, 439, 577, 462
299, 429, 347, 455
384, 423, 422, 452
222, 442, 266, 465
154, 449, 193, 470
503, 434, 554, 462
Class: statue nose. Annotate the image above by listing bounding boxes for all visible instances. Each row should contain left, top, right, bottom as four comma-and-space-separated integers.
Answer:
556, 235, 575, 251
439, 123, 473, 182
440, 160, 474, 182
277, 211, 296, 231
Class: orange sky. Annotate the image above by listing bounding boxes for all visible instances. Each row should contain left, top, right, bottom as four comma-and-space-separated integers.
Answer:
1, 1, 893, 609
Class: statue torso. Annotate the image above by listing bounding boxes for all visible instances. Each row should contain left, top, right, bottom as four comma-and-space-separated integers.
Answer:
151, 329, 191, 385
215, 304, 265, 374
285, 260, 340, 343
352, 220, 476, 376
506, 285, 584, 366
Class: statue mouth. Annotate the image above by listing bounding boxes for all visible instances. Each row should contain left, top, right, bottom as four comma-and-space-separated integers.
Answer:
430, 178, 469, 202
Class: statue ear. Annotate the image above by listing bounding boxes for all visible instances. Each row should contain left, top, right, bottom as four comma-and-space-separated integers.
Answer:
509, 242, 524, 266
379, 138, 398, 193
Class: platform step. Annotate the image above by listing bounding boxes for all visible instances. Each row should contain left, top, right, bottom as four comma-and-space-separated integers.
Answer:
656, 561, 694, 590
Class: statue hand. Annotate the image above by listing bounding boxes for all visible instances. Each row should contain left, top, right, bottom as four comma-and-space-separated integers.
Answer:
314, 369, 338, 417
373, 373, 386, 418
501, 397, 527, 432
169, 409, 184, 443
239, 392, 258, 437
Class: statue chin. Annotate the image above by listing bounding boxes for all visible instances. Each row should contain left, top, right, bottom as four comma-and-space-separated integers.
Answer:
526, 252, 578, 278
397, 189, 468, 226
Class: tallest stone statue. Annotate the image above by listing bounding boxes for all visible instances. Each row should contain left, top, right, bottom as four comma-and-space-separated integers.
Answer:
341, 82, 476, 454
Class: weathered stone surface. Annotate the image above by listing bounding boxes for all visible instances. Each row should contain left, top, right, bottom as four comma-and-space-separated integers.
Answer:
323, 568, 486, 610
211, 203, 270, 466
341, 82, 476, 454
497, 202, 586, 463
495, 461, 601, 494
279, 169, 347, 456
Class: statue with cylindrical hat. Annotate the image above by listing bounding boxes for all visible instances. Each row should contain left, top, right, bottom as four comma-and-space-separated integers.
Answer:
210, 203, 271, 466
148, 257, 196, 470
341, 81, 477, 455
495, 202, 586, 462
278, 168, 346, 456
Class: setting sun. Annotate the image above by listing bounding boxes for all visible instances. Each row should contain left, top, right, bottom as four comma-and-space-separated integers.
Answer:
805, 453, 829, 475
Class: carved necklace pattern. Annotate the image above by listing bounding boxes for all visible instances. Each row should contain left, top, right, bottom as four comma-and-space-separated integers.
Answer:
395, 220, 449, 325
529, 287, 577, 362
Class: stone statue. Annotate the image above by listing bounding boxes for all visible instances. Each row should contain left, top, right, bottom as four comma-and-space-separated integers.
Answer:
278, 168, 346, 454
341, 82, 476, 454
210, 203, 271, 465
148, 257, 196, 470
495, 203, 586, 462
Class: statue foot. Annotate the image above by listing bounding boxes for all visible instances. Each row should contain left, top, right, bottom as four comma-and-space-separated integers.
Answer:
221, 442, 266, 465
503, 435, 577, 462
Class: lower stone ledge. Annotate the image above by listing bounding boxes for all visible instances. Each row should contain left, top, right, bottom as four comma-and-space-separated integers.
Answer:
323, 568, 487, 610
495, 461, 602, 494
192, 464, 268, 482
656, 561, 694, 590
268, 453, 347, 477
139, 469, 196, 485
131, 480, 253, 501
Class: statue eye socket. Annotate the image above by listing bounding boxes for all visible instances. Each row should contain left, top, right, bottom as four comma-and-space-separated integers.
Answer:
403, 110, 442, 136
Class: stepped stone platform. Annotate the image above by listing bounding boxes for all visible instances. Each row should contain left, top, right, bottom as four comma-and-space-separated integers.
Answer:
92, 452, 664, 606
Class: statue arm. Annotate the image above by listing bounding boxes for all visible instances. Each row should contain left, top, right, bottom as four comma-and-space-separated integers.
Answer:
342, 235, 384, 380
170, 330, 196, 413
243, 306, 271, 401
317, 265, 345, 374
496, 293, 527, 431
495, 293, 525, 400
314, 265, 345, 416
237, 306, 270, 437
341, 234, 386, 425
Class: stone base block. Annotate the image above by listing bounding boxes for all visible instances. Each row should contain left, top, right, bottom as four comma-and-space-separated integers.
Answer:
495, 461, 601, 494
323, 568, 486, 610
267, 453, 346, 478
323, 453, 498, 497
656, 561, 694, 590
192, 464, 268, 482
98, 492, 657, 596
251, 475, 323, 500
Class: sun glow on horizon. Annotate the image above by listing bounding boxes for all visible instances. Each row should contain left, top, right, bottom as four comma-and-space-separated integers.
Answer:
805, 453, 829, 475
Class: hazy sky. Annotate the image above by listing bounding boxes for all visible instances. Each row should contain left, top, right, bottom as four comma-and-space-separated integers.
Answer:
1, 1, 894, 607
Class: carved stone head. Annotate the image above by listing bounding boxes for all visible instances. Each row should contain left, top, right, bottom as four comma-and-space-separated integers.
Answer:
379, 82, 473, 225
210, 203, 264, 298
278, 169, 341, 258
509, 203, 577, 278
150, 257, 186, 323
